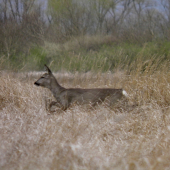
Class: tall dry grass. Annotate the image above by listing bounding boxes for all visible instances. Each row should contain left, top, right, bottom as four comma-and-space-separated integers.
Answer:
1, 60, 170, 170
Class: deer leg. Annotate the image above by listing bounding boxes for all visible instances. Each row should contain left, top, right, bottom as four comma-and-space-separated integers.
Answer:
60, 99, 69, 111
49, 101, 63, 112
60, 93, 71, 111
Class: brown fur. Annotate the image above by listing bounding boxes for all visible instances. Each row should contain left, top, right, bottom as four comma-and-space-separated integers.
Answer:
34, 65, 127, 111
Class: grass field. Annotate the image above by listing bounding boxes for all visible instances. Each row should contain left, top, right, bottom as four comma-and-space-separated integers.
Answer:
1, 59, 170, 170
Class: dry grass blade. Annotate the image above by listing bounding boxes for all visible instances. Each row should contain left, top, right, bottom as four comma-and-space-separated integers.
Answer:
1, 65, 170, 170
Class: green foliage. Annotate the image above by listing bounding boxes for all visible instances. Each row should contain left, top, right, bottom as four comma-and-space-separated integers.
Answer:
2, 38, 170, 72
91, 0, 115, 11
26, 46, 49, 70
48, 0, 72, 15
40, 40, 170, 73
157, 41, 170, 58
0, 46, 48, 71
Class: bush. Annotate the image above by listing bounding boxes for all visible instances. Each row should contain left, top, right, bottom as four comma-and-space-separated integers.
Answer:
1, 37, 170, 73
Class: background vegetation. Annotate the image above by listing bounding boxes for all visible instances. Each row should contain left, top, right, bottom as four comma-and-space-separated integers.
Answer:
0, 0, 170, 72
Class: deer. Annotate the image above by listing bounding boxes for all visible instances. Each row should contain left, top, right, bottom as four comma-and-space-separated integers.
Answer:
34, 65, 128, 111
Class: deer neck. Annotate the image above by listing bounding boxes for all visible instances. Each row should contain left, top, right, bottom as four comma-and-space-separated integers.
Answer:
50, 78, 65, 95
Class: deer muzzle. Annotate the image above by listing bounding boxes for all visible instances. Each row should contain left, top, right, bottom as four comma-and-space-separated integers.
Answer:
34, 82, 40, 86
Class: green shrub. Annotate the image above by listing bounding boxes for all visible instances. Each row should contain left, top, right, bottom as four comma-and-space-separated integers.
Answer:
1, 37, 170, 72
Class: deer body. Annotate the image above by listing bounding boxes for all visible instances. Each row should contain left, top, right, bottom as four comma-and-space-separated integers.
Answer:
34, 65, 127, 111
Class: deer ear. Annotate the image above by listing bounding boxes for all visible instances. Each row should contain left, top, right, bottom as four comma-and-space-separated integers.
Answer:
44, 64, 52, 74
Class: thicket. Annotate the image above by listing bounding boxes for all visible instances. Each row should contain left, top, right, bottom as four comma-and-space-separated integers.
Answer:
1, 0, 170, 71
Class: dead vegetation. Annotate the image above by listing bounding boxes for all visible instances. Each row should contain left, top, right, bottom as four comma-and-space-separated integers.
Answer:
1, 65, 170, 170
